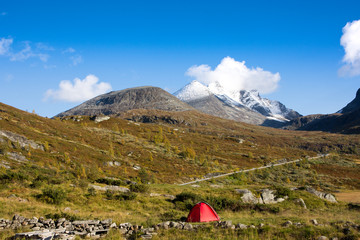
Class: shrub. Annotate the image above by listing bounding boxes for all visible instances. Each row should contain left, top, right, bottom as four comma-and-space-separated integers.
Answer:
38, 187, 67, 205
0, 170, 29, 184
96, 178, 123, 186
274, 186, 293, 199
115, 192, 137, 201
130, 184, 149, 193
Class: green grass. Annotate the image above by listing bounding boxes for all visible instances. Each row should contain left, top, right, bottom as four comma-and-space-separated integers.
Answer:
1, 102, 360, 239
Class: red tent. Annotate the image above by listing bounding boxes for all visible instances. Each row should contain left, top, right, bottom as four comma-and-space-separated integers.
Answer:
186, 202, 220, 222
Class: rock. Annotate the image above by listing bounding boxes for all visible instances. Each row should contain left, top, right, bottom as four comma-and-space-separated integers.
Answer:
235, 189, 263, 204
236, 223, 247, 229
183, 223, 193, 230
294, 198, 307, 209
318, 236, 328, 240
100, 219, 112, 225
89, 184, 129, 193
6, 152, 28, 163
92, 116, 110, 123
191, 185, 200, 188
104, 161, 121, 167
311, 219, 318, 225
141, 234, 153, 239
261, 189, 277, 204
169, 222, 178, 228
162, 194, 176, 200
0, 161, 11, 169
110, 223, 117, 228
0, 130, 44, 151
282, 221, 293, 227
305, 187, 337, 203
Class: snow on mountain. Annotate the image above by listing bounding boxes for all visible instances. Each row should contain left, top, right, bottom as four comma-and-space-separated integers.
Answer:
174, 80, 213, 101
174, 81, 301, 122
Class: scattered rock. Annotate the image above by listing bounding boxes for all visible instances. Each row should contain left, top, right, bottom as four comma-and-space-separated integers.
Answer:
282, 221, 293, 227
104, 161, 121, 167
0, 160, 11, 169
235, 189, 263, 204
89, 184, 129, 193
236, 223, 248, 229
0, 130, 44, 151
318, 236, 329, 240
305, 187, 337, 203
92, 116, 110, 123
311, 219, 318, 225
294, 198, 307, 209
261, 189, 277, 204
191, 185, 200, 188
7, 194, 28, 202
6, 152, 28, 163
133, 165, 141, 170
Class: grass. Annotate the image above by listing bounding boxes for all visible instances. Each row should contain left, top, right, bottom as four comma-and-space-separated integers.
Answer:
1, 102, 360, 239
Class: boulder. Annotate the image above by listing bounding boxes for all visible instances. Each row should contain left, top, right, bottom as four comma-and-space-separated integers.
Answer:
0, 130, 44, 151
282, 221, 292, 227
235, 189, 263, 204
305, 187, 337, 203
92, 116, 110, 123
236, 223, 247, 229
294, 198, 307, 209
261, 189, 277, 204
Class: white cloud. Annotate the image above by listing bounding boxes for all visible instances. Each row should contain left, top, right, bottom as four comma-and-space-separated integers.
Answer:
70, 55, 83, 66
0, 37, 13, 55
186, 56, 280, 95
45, 74, 112, 102
340, 19, 360, 76
9, 42, 49, 62
63, 47, 76, 53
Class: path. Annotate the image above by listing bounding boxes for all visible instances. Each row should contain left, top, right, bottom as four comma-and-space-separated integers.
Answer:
179, 154, 328, 186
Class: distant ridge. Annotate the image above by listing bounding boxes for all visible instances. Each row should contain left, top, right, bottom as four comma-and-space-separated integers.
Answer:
56, 86, 195, 117
283, 88, 360, 134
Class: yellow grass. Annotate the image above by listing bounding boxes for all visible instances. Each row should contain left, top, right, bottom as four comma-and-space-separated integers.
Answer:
335, 191, 360, 203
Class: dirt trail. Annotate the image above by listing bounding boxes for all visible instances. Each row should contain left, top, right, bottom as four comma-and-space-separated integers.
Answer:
179, 154, 327, 186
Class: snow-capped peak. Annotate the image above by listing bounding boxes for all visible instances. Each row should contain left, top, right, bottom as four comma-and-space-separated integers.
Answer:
173, 80, 212, 101
174, 80, 301, 122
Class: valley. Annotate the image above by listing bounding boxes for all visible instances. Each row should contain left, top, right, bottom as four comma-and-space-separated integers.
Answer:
1, 98, 360, 239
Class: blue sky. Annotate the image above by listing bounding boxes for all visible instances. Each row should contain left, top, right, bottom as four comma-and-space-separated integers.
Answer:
1, 0, 360, 117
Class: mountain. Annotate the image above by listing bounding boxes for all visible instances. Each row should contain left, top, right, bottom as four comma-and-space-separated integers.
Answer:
56, 86, 195, 117
174, 81, 266, 125
174, 81, 301, 125
283, 88, 360, 134
338, 88, 360, 113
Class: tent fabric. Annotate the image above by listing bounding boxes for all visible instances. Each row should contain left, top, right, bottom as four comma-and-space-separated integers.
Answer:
186, 202, 220, 222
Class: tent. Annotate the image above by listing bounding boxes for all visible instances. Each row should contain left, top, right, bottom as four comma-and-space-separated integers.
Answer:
186, 202, 220, 222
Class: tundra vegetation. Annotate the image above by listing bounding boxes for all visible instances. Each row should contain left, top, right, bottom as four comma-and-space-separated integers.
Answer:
0, 103, 359, 239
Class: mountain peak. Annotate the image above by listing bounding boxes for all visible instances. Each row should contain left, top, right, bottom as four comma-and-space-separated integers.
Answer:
56, 86, 195, 117
174, 81, 212, 102
338, 88, 360, 114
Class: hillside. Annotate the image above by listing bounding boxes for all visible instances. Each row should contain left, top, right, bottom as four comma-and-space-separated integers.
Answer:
1, 102, 360, 239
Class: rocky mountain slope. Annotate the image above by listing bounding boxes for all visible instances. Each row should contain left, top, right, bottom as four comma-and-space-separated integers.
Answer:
56, 86, 195, 117
283, 88, 360, 134
174, 81, 301, 125
174, 81, 267, 125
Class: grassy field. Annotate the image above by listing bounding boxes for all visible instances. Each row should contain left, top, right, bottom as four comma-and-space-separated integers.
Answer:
1, 102, 360, 239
